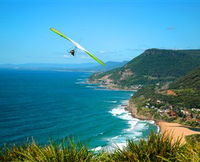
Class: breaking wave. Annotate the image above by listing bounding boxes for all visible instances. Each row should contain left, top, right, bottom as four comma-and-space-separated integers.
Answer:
92, 100, 158, 152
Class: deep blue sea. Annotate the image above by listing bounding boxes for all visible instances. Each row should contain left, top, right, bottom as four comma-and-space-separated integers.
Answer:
0, 70, 158, 150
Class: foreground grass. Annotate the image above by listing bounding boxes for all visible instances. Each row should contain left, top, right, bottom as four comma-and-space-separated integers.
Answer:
0, 133, 199, 162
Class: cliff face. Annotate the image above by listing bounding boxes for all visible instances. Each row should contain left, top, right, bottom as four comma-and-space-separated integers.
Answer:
128, 100, 153, 120
89, 49, 200, 89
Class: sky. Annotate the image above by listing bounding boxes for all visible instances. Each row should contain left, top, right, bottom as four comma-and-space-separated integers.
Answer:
0, 0, 200, 64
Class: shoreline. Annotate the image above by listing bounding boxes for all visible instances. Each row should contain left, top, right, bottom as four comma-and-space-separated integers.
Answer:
127, 102, 200, 144
88, 81, 159, 127
86, 80, 138, 92
87, 80, 200, 144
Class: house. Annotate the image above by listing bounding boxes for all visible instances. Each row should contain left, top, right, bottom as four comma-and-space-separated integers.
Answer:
167, 110, 177, 117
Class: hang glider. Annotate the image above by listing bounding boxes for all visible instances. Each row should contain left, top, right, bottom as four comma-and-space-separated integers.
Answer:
50, 28, 105, 66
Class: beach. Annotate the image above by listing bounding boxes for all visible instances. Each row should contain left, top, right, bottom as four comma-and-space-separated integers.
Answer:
156, 121, 200, 143
127, 102, 200, 144
89, 80, 200, 145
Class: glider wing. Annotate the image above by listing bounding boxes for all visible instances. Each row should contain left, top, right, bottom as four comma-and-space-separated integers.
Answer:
50, 28, 105, 66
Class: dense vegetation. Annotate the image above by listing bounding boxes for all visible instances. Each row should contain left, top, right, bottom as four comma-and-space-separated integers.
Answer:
89, 49, 200, 88
185, 134, 200, 144
1, 133, 199, 162
131, 66, 200, 126
125, 49, 200, 77
170, 66, 200, 90
89, 48, 200, 127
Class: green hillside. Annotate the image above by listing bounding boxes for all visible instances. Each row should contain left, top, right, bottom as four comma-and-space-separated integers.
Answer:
170, 66, 200, 91
131, 66, 200, 127
89, 49, 200, 88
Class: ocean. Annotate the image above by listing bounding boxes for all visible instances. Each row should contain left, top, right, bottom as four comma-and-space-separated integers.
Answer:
0, 69, 158, 150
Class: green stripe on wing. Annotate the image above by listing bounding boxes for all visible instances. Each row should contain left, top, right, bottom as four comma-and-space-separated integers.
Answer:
50, 28, 71, 41
84, 51, 106, 66
50, 28, 106, 66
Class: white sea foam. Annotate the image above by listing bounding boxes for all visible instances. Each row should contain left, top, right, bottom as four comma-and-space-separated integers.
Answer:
112, 135, 121, 140
103, 135, 127, 151
125, 120, 139, 132
157, 125, 160, 133
75, 81, 85, 84
105, 100, 117, 103
134, 122, 147, 129
75, 78, 88, 84
77, 78, 84, 81
113, 142, 127, 150
86, 85, 94, 88
102, 100, 157, 151
91, 146, 102, 152
109, 107, 127, 116
93, 99, 158, 152
118, 113, 136, 121
98, 132, 104, 135
146, 120, 155, 124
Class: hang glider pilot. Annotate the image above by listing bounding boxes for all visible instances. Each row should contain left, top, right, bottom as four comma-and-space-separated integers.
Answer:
70, 49, 75, 56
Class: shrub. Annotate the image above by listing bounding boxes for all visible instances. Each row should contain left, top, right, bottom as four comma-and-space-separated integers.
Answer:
0, 133, 199, 162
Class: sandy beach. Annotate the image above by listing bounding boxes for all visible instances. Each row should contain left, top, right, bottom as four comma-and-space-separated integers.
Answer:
156, 121, 200, 143
88, 82, 200, 144
128, 102, 200, 144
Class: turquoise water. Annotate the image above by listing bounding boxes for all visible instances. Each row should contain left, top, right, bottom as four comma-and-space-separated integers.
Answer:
0, 70, 158, 150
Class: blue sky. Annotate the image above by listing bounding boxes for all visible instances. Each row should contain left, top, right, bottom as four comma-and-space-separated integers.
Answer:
0, 0, 200, 64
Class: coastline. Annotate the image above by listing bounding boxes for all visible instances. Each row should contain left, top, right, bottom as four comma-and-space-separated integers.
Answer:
127, 101, 200, 144
87, 80, 200, 144
86, 80, 138, 92
86, 80, 159, 150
